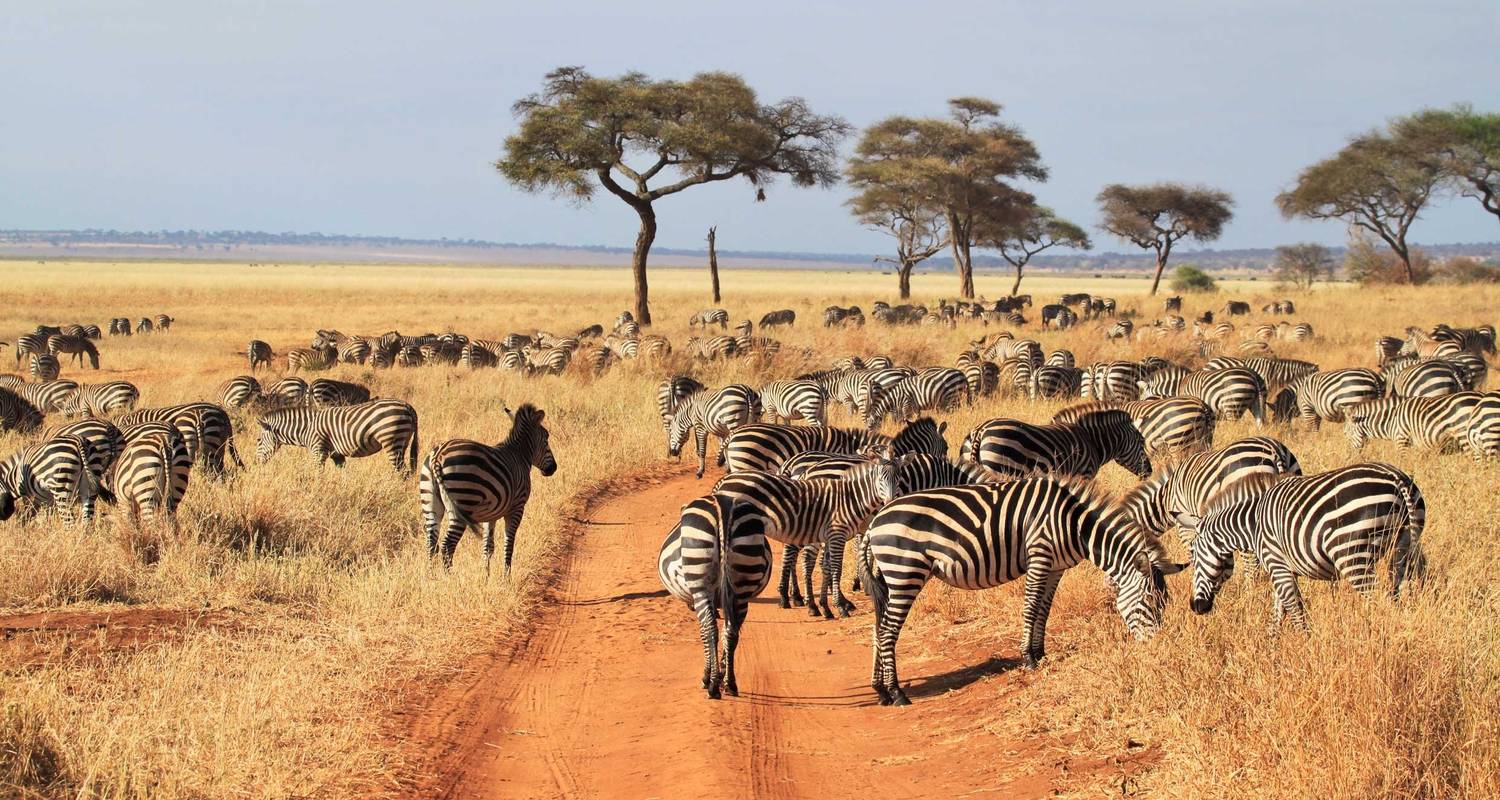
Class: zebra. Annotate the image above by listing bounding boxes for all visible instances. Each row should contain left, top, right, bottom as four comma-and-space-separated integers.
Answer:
823, 305, 864, 327
46, 418, 126, 506
685, 335, 739, 361
459, 341, 499, 369
1104, 320, 1134, 340
419, 403, 557, 575
136, 317, 154, 334
666, 385, 763, 478
335, 338, 372, 365
1283, 369, 1385, 428
308, 378, 371, 408
265, 377, 308, 407
863, 368, 968, 431
63, 381, 140, 417
1041, 304, 1077, 329
1205, 356, 1319, 396
1164, 296, 1183, 313
1466, 391, 1500, 460
575, 323, 605, 340
759, 380, 828, 427
117, 403, 242, 477
723, 418, 948, 475
218, 375, 263, 409
1375, 336, 1404, 365
244, 340, 275, 371
1139, 366, 1267, 425
655, 376, 706, 429
759, 309, 796, 328
1345, 393, 1481, 452
1429, 323, 1496, 355
962, 409, 1152, 480
257, 399, 419, 474
1222, 301, 1250, 316
1438, 352, 1488, 391
638, 335, 671, 360
47, 335, 99, 369
1287, 322, 1314, 341
713, 459, 899, 618
1081, 361, 1143, 402
1030, 366, 1082, 400
0, 388, 43, 433
1046, 349, 1076, 368
689, 308, 730, 329
154, 314, 173, 331
13, 333, 46, 366
1056, 398, 1217, 461
1120, 436, 1302, 544
1176, 464, 1426, 629
657, 493, 772, 699
108, 422, 192, 526
7, 379, 79, 414
108, 318, 131, 337
287, 345, 337, 372
29, 354, 61, 382
862, 477, 1181, 704
525, 346, 572, 375
579, 344, 615, 376
1386, 359, 1465, 398
0, 434, 112, 525
963, 360, 1002, 399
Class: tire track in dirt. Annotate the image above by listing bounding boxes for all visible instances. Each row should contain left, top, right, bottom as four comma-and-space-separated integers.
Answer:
403, 462, 1154, 798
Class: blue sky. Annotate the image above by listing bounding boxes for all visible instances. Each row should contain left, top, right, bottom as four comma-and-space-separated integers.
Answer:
3, 1, 1497, 254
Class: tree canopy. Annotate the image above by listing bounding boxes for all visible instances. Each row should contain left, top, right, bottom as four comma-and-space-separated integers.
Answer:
1097, 183, 1234, 295
976, 206, 1091, 295
1271, 242, 1335, 289
1391, 105, 1500, 223
496, 66, 850, 323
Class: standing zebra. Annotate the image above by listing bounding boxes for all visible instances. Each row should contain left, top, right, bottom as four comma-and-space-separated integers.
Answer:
419, 404, 558, 576
1284, 368, 1385, 428
286, 344, 337, 372
308, 378, 371, 408
1104, 320, 1134, 340
1177, 464, 1426, 628
0, 388, 43, 433
963, 409, 1151, 480
64, 381, 140, 417
256, 399, 419, 474
685, 335, 739, 361
1055, 398, 1216, 461
655, 376, 706, 429
657, 494, 772, 699
7, 379, 79, 415
863, 367, 968, 431
47, 335, 100, 369
48, 417, 126, 489
1081, 361, 1143, 402
29, 354, 61, 382
862, 478, 1180, 704
1139, 366, 1267, 425
13, 333, 46, 366
689, 308, 730, 329
1205, 356, 1318, 396
1345, 393, 1480, 452
1386, 359, 1465, 398
108, 422, 192, 527
759, 309, 796, 328
722, 418, 947, 475
1466, 391, 1500, 460
1120, 436, 1302, 544
117, 403, 242, 477
666, 384, 763, 478
265, 377, 309, 407
0, 434, 111, 525
1030, 366, 1082, 400
218, 375, 263, 409
759, 380, 828, 427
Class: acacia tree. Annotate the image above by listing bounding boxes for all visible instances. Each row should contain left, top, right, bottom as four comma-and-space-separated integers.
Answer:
846, 183, 947, 299
977, 206, 1091, 296
496, 67, 849, 324
1271, 242, 1334, 289
847, 98, 1046, 299
1276, 133, 1441, 285
1096, 183, 1234, 296
1392, 105, 1500, 223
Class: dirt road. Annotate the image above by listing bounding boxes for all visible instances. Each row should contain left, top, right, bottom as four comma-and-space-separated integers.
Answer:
405, 464, 1154, 799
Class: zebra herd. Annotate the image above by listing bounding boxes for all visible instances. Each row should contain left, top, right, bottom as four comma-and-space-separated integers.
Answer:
656, 308, 1490, 705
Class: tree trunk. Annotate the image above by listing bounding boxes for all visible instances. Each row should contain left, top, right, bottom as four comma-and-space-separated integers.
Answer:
1149, 240, 1172, 296
1009, 262, 1024, 296
898, 261, 913, 299
947, 212, 975, 299
707, 226, 720, 303
632, 205, 657, 325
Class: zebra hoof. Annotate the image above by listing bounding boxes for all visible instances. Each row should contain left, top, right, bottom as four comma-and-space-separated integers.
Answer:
723, 682, 738, 697
891, 689, 912, 706
819, 606, 835, 620
706, 686, 721, 700
778, 597, 791, 609
874, 685, 891, 705
837, 601, 856, 617
1022, 652, 1042, 670
808, 605, 823, 618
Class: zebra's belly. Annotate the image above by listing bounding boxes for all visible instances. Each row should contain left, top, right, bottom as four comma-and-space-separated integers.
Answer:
928, 553, 1025, 591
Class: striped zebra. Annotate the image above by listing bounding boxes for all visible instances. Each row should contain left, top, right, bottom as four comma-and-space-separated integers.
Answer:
154, 314, 173, 330
245, 340, 275, 371
995, 358, 1034, 397
759, 309, 796, 328
963, 360, 1001, 399
689, 308, 730, 329
108, 318, 130, 336
1465, 391, 1500, 460
722, 418, 948, 475
575, 323, 605, 340
47, 335, 99, 369
657, 493, 772, 699
1176, 464, 1426, 628
1030, 366, 1082, 399
1055, 398, 1216, 461
265, 377, 308, 407
685, 335, 739, 361
47, 418, 126, 504
639, 335, 672, 360
1345, 393, 1480, 452
418, 404, 558, 575
1375, 336, 1404, 365
713, 459, 899, 617
655, 376, 706, 428
1104, 320, 1134, 340
864, 368, 968, 431
64, 381, 140, 416
1139, 366, 1267, 425
1046, 349, 1075, 368
962, 409, 1151, 480
136, 318, 154, 334
1248, 324, 1277, 341
1439, 353, 1488, 391
666, 385, 763, 478
108, 422, 192, 526
0, 434, 111, 525
335, 338, 371, 365
1287, 322, 1314, 341
862, 477, 1180, 704
13, 333, 46, 366
287, 345, 337, 372
257, 399, 419, 474
1386, 359, 1465, 398
1081, 361, 1142, 402
1205, 356, 1318, 396
1283, 369, 1384, 428
459, 342, 499, 369
525, 346, 572, 375
1120, 436, 1301, 543
217, 375, 263, 409
0, 388, 43, 433
308, 378, 371, 408
759, 380, 828, 427
1429, 323, 1496, 355
29, 354, 61, 382
734, 334, 782, 360
579, 344, 615, 376
7, 379, 79, 414
800, 367, 908, 418
117, 403, 241, 477
823, 305, 864, 327
1041, 304, 1077, 329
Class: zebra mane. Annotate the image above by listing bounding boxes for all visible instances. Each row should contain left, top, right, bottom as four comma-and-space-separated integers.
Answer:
1054, 474, 1170, 563
502, 403, 547, 445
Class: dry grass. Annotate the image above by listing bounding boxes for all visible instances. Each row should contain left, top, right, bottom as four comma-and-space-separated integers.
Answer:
0, 260, 1496, 798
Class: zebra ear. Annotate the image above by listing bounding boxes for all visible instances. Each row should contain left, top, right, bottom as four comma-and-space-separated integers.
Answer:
503, 404, 514, 418
937, 421, 947, 435
534, 409, 545, 422
1157, 561, 1187, 575
1172, 512, 1201, 529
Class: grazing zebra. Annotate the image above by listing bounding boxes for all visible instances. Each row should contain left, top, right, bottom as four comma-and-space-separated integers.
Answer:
1120, 436, 1302, 543
136, 317, 154, 334
962, 409, 1152, 480
1177, 464, 1426, 628
579, 344, 615, 376
245, 340, 275, 371
963, 360, 1002, 398
108, 318, 130, 336
525, 346, 572, 375
657, 493, 772, 699
257, 399, 419, 474
1, 433, 113, 525
823, 305, 864, 327
800, 366, 907, 418
666, 385, 763, 478
1287, 322, 1313, 341
13, 333, 46, 366
1056, 398, 1217, 461
459, 341, 499, 369
655, 376, 706, 428
1140, 366, 1267, 425
734, 334, 782, 360
759, 309, 796, 329
1205, 356, 1318, 396
685, 335, 740, 361
287, 344, 337, 372
862, 477, 1180, 704
47, 335, 99, 369
8, 379, 79, 414
1284, 369, 1385, 428
1429, 323, 1497, 355
217, 375, 263, 409
637, 334, 671, 360
108, 422, 192, 526
334, 338, 371, 365
419, 404, 557, 575
863, 368, 968, 430
1041, 304, 1077, 329
1386, 359, 1465, 398
29, 354, 61, 382
1251, 324, 1279, 340
575, 323, 605, 340
308, 378, 371, 408
265, 377, 308, 407
1081, 361, 1143, 402
1104, 320, 1134, 340
0, 388, 44, 433
759, 380, 828, 427
46, 417, 126, 505
154, 314, 173, 330
63, 381, 140, 417
1345, 393, 1480, 452
1465, 391, 1500, 460
722, 418, 947, 475
1030, 366, 1082, 399
689, 308, 730, 329
1046, 349, 1076, 368
713, 460, 899, 617
117, 403, 241, 477
1221, 301, 1250, 316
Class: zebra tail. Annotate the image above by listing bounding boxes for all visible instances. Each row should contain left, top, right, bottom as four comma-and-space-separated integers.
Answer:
716, 498, 738, 630
1394, 472, 1428, 581
859, 540, 888, 624
408, 421, 420, 475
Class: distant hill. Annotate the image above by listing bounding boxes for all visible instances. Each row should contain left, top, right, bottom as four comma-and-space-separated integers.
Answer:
3, 228, 1497, 273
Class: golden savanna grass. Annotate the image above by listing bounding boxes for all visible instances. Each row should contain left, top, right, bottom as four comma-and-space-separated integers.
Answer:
0, 260, 1496, 798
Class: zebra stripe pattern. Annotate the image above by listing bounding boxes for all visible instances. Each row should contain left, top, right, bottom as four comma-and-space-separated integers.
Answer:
1056, 398, 1217, 461
65, 381, 140, 416
1386, 359, 1465, 398
109, 422, 192, 526
1284, 368, 1384, 427
759, 380, 828, 427
1120, 436, 1302, 544
1140, 366, 1267, 425
117, 403, 241, 477
1345, 393, 1480, 451
257, 399, 418, 474
962, 409, 1151, 480
7, 379, 79, 415
689, 308, 730, 329
1465, 391, 1500, 460
29, 353, 61, 382
46, 335, 100, 369
1081, 361, 1142, 402
0, 434, 110, 525
308, 378, 371, 408
722, 418, 947, 475
666, 385, 763, 478
0, 388, 43, 433
864, 367, 968, 431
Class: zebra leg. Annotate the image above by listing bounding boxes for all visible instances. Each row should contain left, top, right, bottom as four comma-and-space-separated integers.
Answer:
422, 486, 443, 560
502, 509, 524, 578
852, 531, 866, 593
721, 598, 744, 696
481, 521, 497, 579
805, 544, 822, 618
875, 584, 922, 706
440, 516, 468, 571
693, 591, 721, 698
329, 453, 347, 468
715, 434, 728, 467
824, 529, 856, 617
1389, 529, 1428, 599
694, 427, 709, 479
1268, 567, 1308, 631
1020, 567, 1063, 668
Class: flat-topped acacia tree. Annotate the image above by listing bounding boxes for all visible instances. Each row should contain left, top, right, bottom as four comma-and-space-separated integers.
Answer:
1096, 183, 1234, 296
496, 67, 850, 325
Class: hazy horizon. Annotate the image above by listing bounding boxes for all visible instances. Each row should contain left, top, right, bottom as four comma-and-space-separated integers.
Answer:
5, 1, 1498, 255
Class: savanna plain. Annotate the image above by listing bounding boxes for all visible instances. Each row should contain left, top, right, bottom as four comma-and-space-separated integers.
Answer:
1, 260, 1497, 799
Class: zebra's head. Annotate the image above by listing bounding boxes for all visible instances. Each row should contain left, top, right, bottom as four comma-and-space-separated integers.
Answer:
1344, 413, 1371, 451
255, 418, 282, 463
1181, 512, 1234, 615
507, 404, 557, 476
666, 409, 691, 459
1113, 548, 1180, 640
